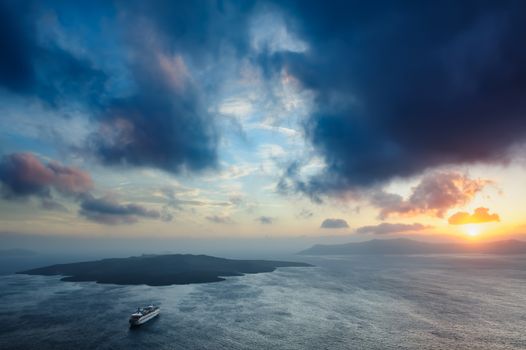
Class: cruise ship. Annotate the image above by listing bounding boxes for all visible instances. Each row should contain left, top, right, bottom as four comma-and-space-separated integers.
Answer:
129, 305, 160, 326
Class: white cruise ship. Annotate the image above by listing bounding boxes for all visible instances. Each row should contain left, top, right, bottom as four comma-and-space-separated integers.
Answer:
129, 305, 160, 326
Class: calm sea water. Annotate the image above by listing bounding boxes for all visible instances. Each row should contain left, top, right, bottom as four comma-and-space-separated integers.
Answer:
1, 254, 526, 350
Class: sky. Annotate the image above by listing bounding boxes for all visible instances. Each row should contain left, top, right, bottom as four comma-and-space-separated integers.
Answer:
1, 0, 526, 245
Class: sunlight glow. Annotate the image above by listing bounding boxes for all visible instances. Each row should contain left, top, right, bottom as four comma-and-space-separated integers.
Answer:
464, 224, 481, 237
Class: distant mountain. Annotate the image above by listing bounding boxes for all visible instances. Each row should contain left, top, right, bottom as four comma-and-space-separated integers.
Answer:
299, 238, 526, 255
18, 254, 312, 286
0, 249, 37, 257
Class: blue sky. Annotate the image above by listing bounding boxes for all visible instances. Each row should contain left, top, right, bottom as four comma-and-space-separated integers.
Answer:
1, 1, 526, 241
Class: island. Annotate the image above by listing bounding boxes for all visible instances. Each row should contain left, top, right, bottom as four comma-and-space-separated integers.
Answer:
17, 254, 312, 286
299, 238, 526, 255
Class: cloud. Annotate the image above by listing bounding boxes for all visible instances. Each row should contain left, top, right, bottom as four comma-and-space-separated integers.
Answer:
1, 1, 258, 175
206, 215, 235, 224
256, 216, 274, 225
45, 162, 94, 195
276, 160, 325, 204
86, 51, 219, 173
0, 153, 93, 199
370, 172, 491, 219
79, 194, 162, 225
82, 1, 262, 174
229, 194, 244, 206
0, 2, 107, 106
5, 1, 526, 188
297, 208, 313, 219
161, 187, 231, 210
266, 1, 526, 195
0, 153, 166, 224
448, 207, 500, 225
0, 1, 35, 93
356, 222, 430, 235
320, 218, 349, 229
217, 165, 257, 180
40, 199, 68, 212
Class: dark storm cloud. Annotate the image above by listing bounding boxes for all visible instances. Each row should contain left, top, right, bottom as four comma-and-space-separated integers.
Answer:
83, 0, 258, 173
270, 0, 526, 195
356, 222, 430, 235
86, 13, 214, 172
0, 1, 35, 93
79, 194, 162, 225
5, 0, 526, 186
118, 0, 254, 58
0, 1, 108, 106
1, 0, 257, 174
0, 153, 93, 199
320, 218, 348, 229
87, 69, 219, 173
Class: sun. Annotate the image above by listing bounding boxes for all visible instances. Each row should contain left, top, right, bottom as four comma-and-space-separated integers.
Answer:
464, 224, 480, 237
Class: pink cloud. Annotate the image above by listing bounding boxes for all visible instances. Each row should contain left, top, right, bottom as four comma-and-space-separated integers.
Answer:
371, 172, 492, 219
0, 153, 93, 198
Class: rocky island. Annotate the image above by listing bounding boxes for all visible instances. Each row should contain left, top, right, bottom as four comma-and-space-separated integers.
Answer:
18, 254, 312, 286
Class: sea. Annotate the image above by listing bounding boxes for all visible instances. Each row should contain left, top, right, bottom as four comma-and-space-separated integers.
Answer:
1, 254, 526, 349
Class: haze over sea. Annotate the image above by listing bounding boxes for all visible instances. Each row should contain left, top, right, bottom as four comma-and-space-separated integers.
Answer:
1, 254, 525, 350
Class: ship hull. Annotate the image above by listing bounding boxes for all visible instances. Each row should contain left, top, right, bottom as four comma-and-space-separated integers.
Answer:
129, 309, 160, 326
